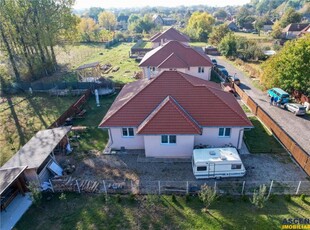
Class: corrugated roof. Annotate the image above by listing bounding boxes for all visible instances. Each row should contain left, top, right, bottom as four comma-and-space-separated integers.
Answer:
2, 126, 71, 169
99, 71, 252, 131
150, 27, 190, 43
137, 96, 201, 134
139, 41, 213, 68
0, 166, 27, 195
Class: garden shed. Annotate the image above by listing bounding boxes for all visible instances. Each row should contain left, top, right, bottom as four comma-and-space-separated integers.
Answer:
1, 126, 71, 184
76, 62, 101, 82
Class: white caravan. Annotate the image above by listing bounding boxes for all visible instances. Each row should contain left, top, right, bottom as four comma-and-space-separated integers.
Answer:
192, 147, 246, 179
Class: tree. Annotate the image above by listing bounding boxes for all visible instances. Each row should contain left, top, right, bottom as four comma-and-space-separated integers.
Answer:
237, 38, 264, 61
78, 18, 99, 42
213, 9, 227, 19
129, 15, 155, 34
218, 33, 237, 58
208, 24, 231, 46
198, 184, 217, 212
98, 11, 117, 31
271, 21, 283, 38
236, 7, 255, 28
85, 7, 104, 22
128, 14, 140, 24
261, 35, 310, 95
280, 8, 302, 28
185, 11, 215, 41
250, 184, 268, 209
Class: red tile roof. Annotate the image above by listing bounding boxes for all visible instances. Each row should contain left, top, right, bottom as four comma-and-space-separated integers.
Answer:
139, 41, 213, 68
157, 53, 188, 69
99, 71, 252, 133
150, 27, 190, 43
137, 96, 202, 134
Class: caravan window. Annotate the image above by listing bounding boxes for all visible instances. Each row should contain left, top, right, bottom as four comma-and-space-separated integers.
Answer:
231, 164, 241, 169
197, 166, 207, 171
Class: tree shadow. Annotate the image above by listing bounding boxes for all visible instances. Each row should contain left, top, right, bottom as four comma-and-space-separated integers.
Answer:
6, 96, 25, 147
26, 96, 48, 128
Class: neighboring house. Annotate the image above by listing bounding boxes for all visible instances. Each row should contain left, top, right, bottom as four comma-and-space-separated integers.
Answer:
282, 23, 310, 39
99, 71, 253, 158
242, 23, 254, 32
152, 14, 177, 26
226, 21, 238, 31
150, 27, 190, 48
262, 19, 274, 31
298, 24, 310, 37
117, 15, 129, 30
139, 40, 213, 80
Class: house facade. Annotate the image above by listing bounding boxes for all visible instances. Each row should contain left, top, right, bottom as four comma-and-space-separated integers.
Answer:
99, 71, 253, 158
150, 27, 190, 48
282, 23, 310, 39
139, 41, 213, 80
262, 20, 274, 31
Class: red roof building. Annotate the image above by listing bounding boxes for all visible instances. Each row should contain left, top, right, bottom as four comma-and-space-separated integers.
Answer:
150, 27, 190, 48
99, 71, 252, 158
139, 41, 213, 81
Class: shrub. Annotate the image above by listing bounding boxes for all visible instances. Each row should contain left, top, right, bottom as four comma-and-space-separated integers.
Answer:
27, 182, 42, 207
300, 194, 306, 202
250, 184, 268, 209
285, 194, 291, 202
172, 194, 177, 203
199, 184, 217, 210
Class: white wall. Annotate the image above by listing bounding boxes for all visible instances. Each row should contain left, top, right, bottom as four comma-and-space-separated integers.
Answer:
142, 66, 212, 81
194, 127, 244, 149
144, 135, 194, 158
109, 128, 144, 149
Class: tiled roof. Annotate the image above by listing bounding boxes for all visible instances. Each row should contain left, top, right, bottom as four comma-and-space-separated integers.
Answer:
99, 71, 252, 132
139, 41, 213, 68
137, 96, 201, 134
150, 27, 190, 43
283, 23, 310, 32
157, 53, 188, 69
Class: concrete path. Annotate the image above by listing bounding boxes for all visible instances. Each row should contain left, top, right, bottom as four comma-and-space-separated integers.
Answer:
212, 56, 310, 155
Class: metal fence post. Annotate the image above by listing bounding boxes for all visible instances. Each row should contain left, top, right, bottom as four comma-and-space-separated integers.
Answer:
76, 180, 81, 193
267, 180, 273, 198
296, 181, 302, 195
49, 179, 55, 193
158, 181, 161, 195
186, 181, 189, 194
241, 181, 245, 195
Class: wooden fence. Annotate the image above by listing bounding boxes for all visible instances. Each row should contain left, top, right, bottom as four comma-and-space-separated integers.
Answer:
234, 85, 310, 176
49, 89, 91, 128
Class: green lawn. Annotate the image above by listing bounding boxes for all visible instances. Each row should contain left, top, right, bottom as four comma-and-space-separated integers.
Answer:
15, 193, 310, 230
132, 40, 153, 49
189, 42, 208, 47
0, 94, 79, 166
241, 104, 252, 113
244, 117, 285, 153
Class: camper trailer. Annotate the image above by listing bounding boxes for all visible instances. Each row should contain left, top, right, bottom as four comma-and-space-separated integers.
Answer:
192, 147, 246, 179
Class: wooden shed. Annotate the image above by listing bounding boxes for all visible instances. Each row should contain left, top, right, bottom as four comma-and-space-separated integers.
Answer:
76, 62, 101, 82
1, 126, 71, 184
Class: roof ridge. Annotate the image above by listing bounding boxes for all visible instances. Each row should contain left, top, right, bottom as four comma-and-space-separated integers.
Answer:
157, 52, 188, 68
137, 95, 201, 134
207, 87, 252, 126
98, 79, 154, 127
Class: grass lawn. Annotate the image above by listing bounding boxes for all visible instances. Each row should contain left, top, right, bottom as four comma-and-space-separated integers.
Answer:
241, 104, 252, 113
0, 94, 79, 166
244, 117, 285, 153
132, 40, 153, 49
189, 42, 208, 47
15, 193, 310, 230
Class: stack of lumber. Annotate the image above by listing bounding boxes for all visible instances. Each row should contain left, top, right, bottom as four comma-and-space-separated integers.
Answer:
51, 177, 100, 193
79, 179, 100, 193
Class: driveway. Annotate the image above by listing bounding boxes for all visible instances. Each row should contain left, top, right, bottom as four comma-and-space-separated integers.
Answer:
211, 56, 310, 155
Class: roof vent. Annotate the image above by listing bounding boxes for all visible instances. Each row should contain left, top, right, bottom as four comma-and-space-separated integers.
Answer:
220, 155, 227, 160
209, 151, 216, 155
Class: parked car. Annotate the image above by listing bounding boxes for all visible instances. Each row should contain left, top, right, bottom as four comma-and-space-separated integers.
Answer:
218, 67, 229, 76
267, 88, 290, 105
211, 59, 217, 66
228, 76, 241, 86
284, 103, 306, 116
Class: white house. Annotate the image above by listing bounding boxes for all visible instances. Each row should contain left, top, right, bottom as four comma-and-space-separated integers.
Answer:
149, 27, 190, 48
282, 23, 310, 39
99, 71, 253, 158
139, 41, 213, 81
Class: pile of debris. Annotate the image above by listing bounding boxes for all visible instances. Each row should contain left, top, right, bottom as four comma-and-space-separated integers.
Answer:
51, 176, 100, 193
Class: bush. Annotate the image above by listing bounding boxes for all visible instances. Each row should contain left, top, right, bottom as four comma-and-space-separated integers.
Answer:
250, 184, 268, 209
300, 194, 306, 202
27, 182, 42, 207
284, 194, 291, 202
268, 194, 276, 203
172, 194, 177, 203
199, 184, 217, 210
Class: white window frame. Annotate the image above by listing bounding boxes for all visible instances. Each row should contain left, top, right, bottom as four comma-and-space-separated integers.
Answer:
161, 135, 177, 144
218, 128, 231, 137
198, 66, 204, 73
122, 127, 134, 137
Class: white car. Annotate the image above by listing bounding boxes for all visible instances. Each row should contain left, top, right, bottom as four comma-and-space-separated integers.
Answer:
284, 103, 306, 116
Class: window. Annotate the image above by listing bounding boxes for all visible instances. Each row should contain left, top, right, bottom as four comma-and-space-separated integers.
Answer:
122, 128, 134, 137
219, 128, 231, 137
197, 166, 207, 171
231, 164, 242, 169
161, 135, 177, 144
198, 66, 204, 73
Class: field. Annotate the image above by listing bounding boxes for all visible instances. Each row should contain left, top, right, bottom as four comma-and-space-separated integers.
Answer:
55, 42, 140, 84
131, 40, 153, 49
244, 117, 285, 153
15, 193, 310, 230
0, 94, 79, 166
234, 32, 274, 48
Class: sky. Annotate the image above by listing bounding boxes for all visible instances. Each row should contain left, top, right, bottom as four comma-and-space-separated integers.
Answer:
74, 0, 251, 9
